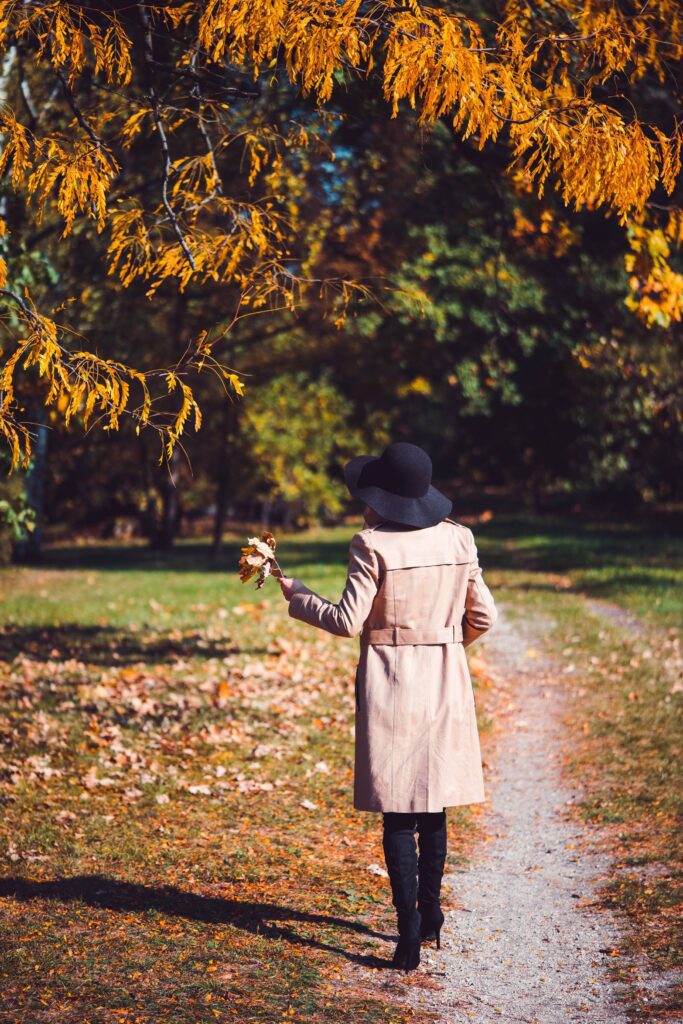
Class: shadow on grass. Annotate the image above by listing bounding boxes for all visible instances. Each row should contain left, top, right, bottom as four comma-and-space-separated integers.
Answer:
577, 572, 682, 593
489, 571, 681, 595
475, 515, 683, 574
37, 537, 354, 574
0, 625, 271, 665
0, 875, 395, 969
35, 516, 682, 578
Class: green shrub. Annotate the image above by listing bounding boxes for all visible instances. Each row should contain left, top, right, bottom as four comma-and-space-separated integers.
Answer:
0, 469, 34, 565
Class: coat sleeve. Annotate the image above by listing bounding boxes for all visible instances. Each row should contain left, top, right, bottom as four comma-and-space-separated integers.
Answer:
462, 529, 497, 649
287, 530, 380, 638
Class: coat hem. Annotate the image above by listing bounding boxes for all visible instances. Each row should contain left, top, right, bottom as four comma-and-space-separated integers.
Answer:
353, 793, 487, 813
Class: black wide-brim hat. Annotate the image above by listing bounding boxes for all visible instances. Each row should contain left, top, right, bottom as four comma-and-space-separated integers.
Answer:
343, 442, 452, 529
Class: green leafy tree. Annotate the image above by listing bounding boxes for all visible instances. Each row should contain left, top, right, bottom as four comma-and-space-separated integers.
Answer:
239, 370, 390, 527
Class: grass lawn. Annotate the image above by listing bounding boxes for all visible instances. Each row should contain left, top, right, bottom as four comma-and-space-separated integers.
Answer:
0, 520, 480, 1024
0, 514, 680, 1022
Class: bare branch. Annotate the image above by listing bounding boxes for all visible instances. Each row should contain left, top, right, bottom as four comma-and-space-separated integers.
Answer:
55, 65, 120, 174
0, 287, 44, 328
138, 3, 197, 272
15, 49, 39, 129
189, 48, 224, 197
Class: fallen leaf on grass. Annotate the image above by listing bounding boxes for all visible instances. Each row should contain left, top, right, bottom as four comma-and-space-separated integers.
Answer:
216, 681, 234, 706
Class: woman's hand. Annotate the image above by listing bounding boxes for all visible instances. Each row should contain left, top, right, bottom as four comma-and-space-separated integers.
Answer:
277, 575, 304, 602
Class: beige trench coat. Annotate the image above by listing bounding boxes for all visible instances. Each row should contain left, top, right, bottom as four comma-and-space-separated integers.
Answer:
287, 515, 498, 813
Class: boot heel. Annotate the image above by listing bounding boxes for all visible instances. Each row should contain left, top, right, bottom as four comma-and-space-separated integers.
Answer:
435, 927, 441, 950
417, 903, 445, 943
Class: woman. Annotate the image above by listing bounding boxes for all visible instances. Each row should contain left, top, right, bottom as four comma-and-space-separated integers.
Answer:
278, 441, 497, 972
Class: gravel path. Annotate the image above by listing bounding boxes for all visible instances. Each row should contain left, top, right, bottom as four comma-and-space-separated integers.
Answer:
379, 606, 631, 1024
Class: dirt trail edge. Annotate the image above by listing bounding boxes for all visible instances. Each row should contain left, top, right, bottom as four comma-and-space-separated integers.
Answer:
374, 605, 632, 1024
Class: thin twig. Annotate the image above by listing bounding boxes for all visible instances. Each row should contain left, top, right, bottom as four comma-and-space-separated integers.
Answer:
16, 49, 39, 129
138, 3, 197, 271
0, 287, 44, 327
54, 65, 119, 173
189, 48, 224, 197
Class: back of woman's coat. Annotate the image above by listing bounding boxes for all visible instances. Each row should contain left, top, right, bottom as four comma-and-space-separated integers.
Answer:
287, 516, 498, 813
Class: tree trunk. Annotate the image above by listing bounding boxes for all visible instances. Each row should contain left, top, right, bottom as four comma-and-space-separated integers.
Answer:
212, 473, 230, 556
138, 432, 160, 543
15, 405, 48, 562
212, 401, 239, 558
158, 447, 182, 549
153, 291, 189, 549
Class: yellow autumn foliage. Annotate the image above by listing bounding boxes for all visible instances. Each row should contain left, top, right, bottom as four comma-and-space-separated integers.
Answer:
0, 0, 680, 467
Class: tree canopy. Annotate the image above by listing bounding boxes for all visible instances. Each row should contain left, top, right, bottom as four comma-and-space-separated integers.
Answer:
0, 0, 680, 471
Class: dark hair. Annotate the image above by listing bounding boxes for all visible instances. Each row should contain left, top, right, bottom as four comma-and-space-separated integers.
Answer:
363, 505, 422, 530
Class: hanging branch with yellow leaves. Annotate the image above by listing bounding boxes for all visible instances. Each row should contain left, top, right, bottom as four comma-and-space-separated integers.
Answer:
0, 283, 245, 467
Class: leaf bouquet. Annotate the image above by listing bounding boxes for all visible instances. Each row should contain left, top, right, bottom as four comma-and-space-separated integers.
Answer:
238, 531, 285, 589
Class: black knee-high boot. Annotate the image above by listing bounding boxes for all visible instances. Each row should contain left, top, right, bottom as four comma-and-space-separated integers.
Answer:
416, 810, 447, 947
382, 814, 422, 971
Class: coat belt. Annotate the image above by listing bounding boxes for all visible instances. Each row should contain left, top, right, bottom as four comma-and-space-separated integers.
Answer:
363, 624, 464, 645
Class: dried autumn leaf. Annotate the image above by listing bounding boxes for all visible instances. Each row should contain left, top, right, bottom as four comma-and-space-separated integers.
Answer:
238, 531, 283, 588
